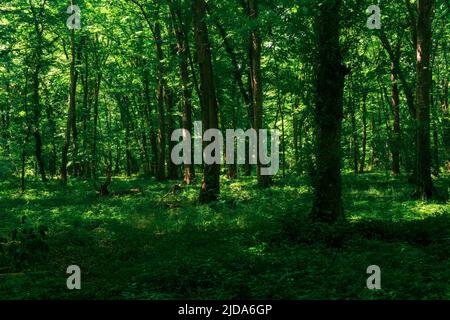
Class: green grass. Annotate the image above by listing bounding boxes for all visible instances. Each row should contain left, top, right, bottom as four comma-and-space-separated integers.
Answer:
0, 172, 449, 299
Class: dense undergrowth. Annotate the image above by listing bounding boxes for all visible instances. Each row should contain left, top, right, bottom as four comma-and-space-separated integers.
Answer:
0, 172, 449, 299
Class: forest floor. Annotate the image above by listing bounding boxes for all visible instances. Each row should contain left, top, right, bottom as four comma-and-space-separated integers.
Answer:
0, 172, 449, 299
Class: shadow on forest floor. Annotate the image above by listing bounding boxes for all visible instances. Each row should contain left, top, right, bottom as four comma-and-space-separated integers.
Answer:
0, 173, 449, 299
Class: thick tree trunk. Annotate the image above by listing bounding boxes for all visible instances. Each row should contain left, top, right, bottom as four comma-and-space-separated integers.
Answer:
414, 0, 434, 199
310, 0, 347, 222
192, 0, 220, 203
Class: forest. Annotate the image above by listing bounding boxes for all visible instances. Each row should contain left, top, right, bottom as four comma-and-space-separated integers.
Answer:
0, 0, 449, 300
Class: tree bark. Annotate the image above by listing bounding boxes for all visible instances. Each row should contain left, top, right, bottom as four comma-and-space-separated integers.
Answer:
442, 77, 450, 172
61, 29, 78, 185
166, 87, 179, 180
248, 0, 272, 188
192, 0, 220, 203
414, 0, 435, 199
310, 0, 347, 222
30, 5, 47, 182
359, 94, 367, 173
379, 33, 416, 118
169, 3, 195, 183
349, 88, 359, 174
390, 64, 401, 176
155, 22, 166, 181
293, 108, 300, 174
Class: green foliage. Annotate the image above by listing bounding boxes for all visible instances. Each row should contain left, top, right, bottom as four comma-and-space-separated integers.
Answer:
0, 157, 15, 179
0, 173, 448, 299
0, 0, 449, 301
0, 216, 49, 272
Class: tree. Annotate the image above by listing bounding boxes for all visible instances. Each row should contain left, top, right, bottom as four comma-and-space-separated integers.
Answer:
29, 0, 47, 182
154, 21, 167, 181
192, 0, 220, 203
169, 0, 195, 183
310, 0, 348, 222
390, 62, 402, 176
414, 0, 435, 199
61, 27, 78, 185
248, 0, 272, 188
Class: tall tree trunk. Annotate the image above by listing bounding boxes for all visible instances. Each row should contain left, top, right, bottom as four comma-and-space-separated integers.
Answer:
243, 68, 254, 176
192, 0, 220, 203
281, 102, 286, 178
44, 87, 57, 177
359, 94, 367, 173
81, 37, 91, 179
1, 82, 11, 155
293, 110, 300, 174
121, 97, 132, 177
166, 87, 179, 180
207, 1, 254, 179
155, 22, 166, 181
92, 73, 101, 179
441, 56, 449, 172
169, 3, 195, 183
61, 29, 78, 184
414, 0, 434, 199
31, 54, 47, 183
349, 74, 358, 174
442, 77, 450, 172
310, 0, 347, 222
30, 2, 47, 183
20, 74, 30, 192
142, 64, 157, 177
379, 79, 393, 171
432, 123, 439, 175
350, 100, 358, 174
227, 89, 238, 179
248, 0, 272, 188
390, 64, 401, 176
369, 112, 376, 170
